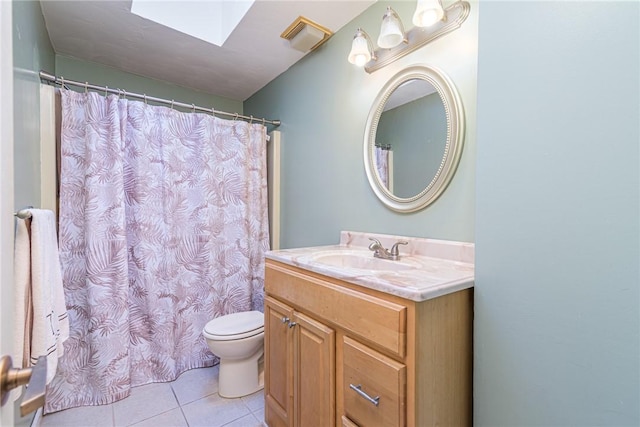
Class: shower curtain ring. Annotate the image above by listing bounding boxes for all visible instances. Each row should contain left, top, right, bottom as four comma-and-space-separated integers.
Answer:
60, 76, 65, 89
262, 118, 266, 126
249, 115, 254, 124
191, 104, 196, 113
234, 113, 239, 121
144, 94, 147, 104
84, 82, 88, 93
105, 86, 109, 97
170, 100, 174, 110
211, 107, 215, 117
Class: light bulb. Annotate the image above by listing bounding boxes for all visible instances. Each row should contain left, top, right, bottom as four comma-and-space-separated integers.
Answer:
413, 0, 445, 27
354, 54, 368, 67
348, 29, 374, 67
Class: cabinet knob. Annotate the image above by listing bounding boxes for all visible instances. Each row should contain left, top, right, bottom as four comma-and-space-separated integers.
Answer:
281, 317, 289, 324
288, 321, 297, 328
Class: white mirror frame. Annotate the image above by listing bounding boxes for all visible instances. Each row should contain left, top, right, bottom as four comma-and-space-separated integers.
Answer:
363, 65, 465, 212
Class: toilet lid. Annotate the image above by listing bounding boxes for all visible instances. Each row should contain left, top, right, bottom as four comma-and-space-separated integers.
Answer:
204, 311, 264, 340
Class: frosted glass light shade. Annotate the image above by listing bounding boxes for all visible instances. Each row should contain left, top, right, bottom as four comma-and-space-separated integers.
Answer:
289, 25, 326, 52
377, 7, 405, 49
348, 29, 374, 67
413, 0, 445, 27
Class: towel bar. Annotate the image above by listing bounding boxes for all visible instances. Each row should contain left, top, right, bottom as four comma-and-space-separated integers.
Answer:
14, 209, 33, 219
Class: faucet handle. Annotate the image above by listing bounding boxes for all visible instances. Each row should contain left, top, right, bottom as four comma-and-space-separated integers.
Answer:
390, 241, 408, 256
368, 238, 383, 251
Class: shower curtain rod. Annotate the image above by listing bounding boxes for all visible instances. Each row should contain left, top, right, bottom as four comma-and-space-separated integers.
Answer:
39, 71, 281, 127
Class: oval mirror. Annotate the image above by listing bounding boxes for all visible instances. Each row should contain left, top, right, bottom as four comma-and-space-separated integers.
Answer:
363, 65, 465, 212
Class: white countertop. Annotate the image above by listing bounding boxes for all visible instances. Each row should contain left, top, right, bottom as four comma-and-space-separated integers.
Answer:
265, 231, 475, 302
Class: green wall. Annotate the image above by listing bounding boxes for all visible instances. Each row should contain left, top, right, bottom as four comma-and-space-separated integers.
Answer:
13, 0, 54, 212
55, 55, 242, 115
475, 2, 639, 425
245, 0, 478, 248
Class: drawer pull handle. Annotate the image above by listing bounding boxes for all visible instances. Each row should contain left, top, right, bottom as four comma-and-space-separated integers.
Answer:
281, 317, 289, 324
349, 384, 380, 407
288, 321, 297, 328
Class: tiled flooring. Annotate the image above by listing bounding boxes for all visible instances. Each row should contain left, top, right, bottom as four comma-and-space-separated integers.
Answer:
40, 366, 265, 427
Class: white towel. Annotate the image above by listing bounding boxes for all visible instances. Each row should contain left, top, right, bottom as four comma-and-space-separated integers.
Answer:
14, 209, 69, 385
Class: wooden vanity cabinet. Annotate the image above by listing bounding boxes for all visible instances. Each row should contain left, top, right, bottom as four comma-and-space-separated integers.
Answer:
264, 296, 335, 427
264, 259, 473, 427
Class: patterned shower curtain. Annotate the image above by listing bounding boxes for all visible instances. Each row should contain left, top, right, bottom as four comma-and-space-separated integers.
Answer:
375, 145, 390, 189
44, 89, 269, 413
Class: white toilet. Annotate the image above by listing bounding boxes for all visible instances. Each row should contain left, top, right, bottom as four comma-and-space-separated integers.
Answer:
202, 310, 264, 398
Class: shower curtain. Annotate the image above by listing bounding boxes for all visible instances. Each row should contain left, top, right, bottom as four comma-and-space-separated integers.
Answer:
375, 145, 391, 189
44, 89, 269, 413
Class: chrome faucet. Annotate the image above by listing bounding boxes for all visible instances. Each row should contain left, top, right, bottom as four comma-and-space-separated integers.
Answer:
368, 238, 408, 261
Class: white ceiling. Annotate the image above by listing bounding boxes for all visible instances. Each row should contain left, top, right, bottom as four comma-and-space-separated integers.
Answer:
40, 1, 376, 101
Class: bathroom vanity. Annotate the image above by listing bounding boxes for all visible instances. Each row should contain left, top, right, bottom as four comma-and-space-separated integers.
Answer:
263, 232, 474, 427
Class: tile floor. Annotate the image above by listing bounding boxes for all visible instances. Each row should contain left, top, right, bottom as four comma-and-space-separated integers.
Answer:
40, 366, 265, 427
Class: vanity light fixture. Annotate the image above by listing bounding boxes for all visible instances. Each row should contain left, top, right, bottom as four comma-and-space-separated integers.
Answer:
348, 28, 376, 67
348, 0, 470, 73
377, 7, 407, 49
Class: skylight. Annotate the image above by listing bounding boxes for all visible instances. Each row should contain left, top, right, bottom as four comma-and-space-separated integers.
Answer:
130, 1, 255, 46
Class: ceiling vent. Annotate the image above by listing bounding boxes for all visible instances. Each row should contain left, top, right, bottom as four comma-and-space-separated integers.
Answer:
281, 16, 333, 53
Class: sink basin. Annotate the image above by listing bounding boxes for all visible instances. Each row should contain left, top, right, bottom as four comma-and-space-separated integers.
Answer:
308, 250, 420, 272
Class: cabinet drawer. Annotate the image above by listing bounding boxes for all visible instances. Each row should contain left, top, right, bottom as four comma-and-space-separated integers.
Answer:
266, 262, 406, 357
342, 336, 406, 427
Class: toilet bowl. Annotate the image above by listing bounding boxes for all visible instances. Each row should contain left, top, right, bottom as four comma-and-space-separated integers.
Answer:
203, 310, 264, 398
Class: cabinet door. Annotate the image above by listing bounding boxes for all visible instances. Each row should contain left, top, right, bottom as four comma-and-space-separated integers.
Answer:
293, 311, 335, 427
265, 296, 294, 427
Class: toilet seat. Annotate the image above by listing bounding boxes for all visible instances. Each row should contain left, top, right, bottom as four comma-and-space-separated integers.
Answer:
204, 311, 264, 341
